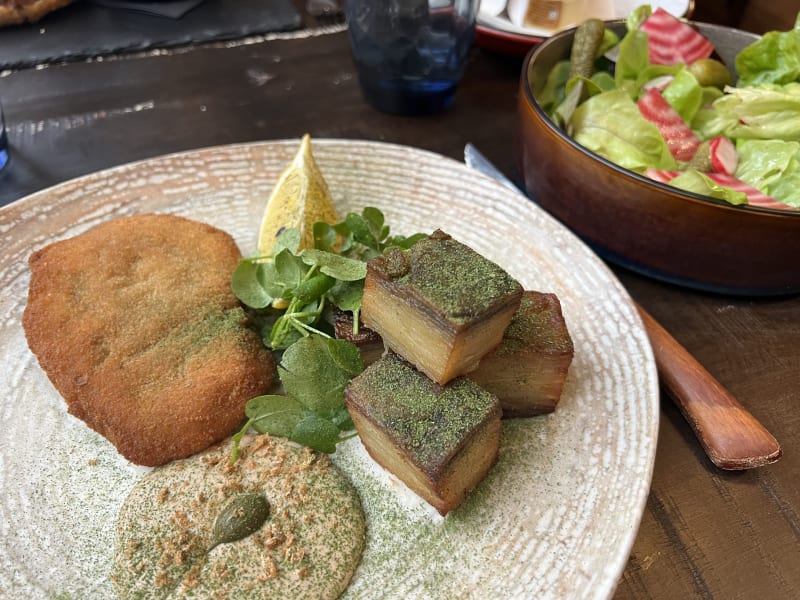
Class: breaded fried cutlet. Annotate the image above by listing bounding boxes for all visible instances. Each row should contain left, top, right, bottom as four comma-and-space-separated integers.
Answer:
22, 214, 274, 467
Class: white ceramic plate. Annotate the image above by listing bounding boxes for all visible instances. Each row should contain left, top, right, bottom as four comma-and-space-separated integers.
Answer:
0, 140, 658, 599
477, 0, 694, 41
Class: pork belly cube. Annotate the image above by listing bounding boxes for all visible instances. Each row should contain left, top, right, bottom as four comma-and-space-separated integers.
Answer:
345, 352, 501, 516
332, 307, 385, 367
469, 291, 574, 417
361, 230, 523, 384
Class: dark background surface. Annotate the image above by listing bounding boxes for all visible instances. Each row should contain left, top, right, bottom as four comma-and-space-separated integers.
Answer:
0, 0, 301, 69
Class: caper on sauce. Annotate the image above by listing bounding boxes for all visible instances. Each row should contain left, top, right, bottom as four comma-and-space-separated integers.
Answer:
209, 493, 270, 551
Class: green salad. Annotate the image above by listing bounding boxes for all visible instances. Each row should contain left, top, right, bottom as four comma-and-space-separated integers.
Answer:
539, 4, 800, 211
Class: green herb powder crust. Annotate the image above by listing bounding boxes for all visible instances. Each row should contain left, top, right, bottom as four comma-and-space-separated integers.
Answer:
346, 353, 500, 474
373, 230, 522, 324
495, 292, 574, 356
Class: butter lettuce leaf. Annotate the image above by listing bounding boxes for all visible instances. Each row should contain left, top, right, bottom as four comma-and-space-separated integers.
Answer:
735, 15, 800, 87
662, 68, 703, 123
764, 159, 800, 207
736, 139, 800, 207
669, 170, 747, 205
553, 73, 616, 127
591, 70, 616, 92
626, 4, 651, 31
735, 139, 800, 189
539, 59, 571, 112
598, 28, 621, 57
615, 28, 650, 95
693, 83, 800, 141
570, 89, 677, 172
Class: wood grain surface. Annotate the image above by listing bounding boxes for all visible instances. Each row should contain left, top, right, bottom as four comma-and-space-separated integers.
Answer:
1, 5, 799, 598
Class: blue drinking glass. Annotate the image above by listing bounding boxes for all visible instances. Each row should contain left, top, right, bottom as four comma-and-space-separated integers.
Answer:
344, 0, 478, 115
0, 103, 8, 171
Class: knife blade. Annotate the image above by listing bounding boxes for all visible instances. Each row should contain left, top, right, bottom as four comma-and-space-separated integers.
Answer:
463, 143, 782, 470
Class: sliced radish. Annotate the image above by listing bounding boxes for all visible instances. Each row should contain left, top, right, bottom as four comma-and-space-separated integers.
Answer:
644, 168, 797, 210
643, 75, 675, 92
637, 88, 701, 162
705, 173, 798, 210
643, 168, 680, 183
709, 136, 738, 175
640, 8, 715, 66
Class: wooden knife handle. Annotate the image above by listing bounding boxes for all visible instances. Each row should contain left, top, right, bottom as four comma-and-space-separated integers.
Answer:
637, 304, 782, 470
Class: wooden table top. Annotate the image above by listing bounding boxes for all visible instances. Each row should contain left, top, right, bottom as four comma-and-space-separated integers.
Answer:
1, 5, 798, 599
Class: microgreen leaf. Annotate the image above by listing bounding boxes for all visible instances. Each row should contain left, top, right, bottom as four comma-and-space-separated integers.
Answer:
231, 260, 273, 309
336, 226, 358, 256
258, 261, 288, 299
279, 335, 363, 415
273, 228, 301, 255
330, 405, 355, 431
269, 325, 303, 350
301, 249, 367, 281
313, 221, 338, 252
230, 417, 254, 463
268, 297, 326, 349
291, 413, 341, 454
345, 213, 378, 249
362, 206, 385, 238
324, 336, 363, 378
328, 279, 364, 314
293, 273, 336, 303
274, 248, 308, 290
228, 395, 305, 464
244, 395, 304, 438
387, 232, 427, 250
251, 308, 281, 343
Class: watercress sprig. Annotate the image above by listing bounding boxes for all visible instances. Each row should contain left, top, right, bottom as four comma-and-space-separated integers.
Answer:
231, 230, 365, 349
230, 335, 362, 462
232, 207, 424, 349
229, 207, 425, 460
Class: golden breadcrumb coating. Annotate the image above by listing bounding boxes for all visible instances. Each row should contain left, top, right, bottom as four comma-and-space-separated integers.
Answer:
22, 213, 274, 466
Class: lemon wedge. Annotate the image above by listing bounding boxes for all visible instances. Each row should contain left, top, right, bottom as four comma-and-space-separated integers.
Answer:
257, 134, 339, 256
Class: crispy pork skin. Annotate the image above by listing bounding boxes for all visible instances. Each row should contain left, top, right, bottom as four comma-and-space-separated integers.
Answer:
345, 352, 501, 515
469, 292, 574, 417
361, 230, 522, 384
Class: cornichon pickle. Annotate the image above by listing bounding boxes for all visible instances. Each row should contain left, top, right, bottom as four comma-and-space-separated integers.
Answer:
687, 140, 712, 172
569, 18, 605, 79
688, 58, 733, 89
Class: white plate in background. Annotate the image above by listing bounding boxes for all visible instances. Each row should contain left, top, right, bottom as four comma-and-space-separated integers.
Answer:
477, 0, 692, 54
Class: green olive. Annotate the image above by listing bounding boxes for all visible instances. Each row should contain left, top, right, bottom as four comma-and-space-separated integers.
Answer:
688, 58, 733, 90
209, 493, 270, 550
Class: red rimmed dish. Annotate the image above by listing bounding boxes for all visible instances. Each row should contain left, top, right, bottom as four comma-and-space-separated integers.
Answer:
475, 3, 545, 57
476, 0, 693, 56
517, 20, 800, 296
475, 21, 544, 57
